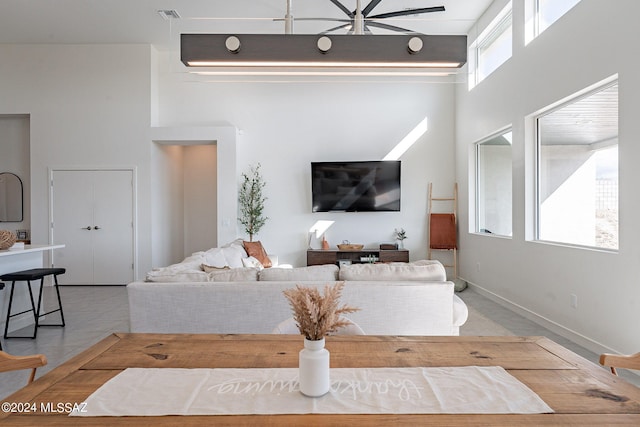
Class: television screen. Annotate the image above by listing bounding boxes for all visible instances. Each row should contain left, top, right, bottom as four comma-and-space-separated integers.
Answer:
311, 161, 401, 212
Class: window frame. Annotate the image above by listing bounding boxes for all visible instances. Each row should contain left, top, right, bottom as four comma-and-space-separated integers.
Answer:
469, 1, 513, 89
534, 79, 619, 251
526, 0, 582, 44
475, 128, 513, 237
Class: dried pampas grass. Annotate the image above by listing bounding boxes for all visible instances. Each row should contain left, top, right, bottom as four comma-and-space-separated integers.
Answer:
283, 281, 359, 341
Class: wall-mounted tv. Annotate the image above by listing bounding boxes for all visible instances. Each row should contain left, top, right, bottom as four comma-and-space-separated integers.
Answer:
311, 160, 401, 212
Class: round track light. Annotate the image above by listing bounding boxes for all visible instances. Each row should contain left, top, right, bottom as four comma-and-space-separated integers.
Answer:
408, 37, 423, 54
317, 36, 332, 53
225, 36, 241, 53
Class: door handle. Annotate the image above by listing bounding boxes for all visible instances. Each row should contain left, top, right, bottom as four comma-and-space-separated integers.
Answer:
83, 226, 91, 230
94, 226, 101, 230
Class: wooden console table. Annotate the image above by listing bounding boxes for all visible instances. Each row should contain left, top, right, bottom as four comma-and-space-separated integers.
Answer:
307, 249, 409, 266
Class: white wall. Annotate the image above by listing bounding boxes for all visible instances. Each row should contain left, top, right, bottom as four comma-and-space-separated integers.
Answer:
456, 0, 640, 355
0, 44, 154, 276
150, 143, 184, 267
156, 55, 458, 267
183, 145, 217, 256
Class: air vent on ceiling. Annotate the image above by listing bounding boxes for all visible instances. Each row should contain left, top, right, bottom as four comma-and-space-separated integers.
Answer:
157, 10, 181, 20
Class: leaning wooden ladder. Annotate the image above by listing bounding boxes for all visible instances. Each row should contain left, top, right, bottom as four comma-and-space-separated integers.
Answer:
428, 182, 458, 279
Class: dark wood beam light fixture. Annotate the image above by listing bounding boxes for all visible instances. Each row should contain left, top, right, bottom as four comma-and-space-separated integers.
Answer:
180, 34, 467, 69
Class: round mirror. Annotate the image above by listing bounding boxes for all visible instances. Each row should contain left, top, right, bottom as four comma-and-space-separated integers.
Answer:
0, 172, 24, 222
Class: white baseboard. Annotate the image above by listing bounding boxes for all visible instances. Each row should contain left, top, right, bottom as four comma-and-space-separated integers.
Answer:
461, 278, 621, 356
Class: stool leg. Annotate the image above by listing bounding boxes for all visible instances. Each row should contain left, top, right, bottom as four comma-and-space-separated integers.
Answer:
36, 274, 65, 328
53, 274, 65, 326
3, 281, 16, 339
3, 280, 38, 339
28, 280, 40, 339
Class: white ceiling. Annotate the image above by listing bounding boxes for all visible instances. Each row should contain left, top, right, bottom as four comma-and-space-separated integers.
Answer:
0, 0, 493, 49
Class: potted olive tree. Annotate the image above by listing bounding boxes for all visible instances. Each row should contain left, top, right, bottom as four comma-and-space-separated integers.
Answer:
238, 163, 268, 241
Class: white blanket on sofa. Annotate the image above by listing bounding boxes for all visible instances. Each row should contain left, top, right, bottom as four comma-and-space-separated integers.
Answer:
146, 239, 249, 282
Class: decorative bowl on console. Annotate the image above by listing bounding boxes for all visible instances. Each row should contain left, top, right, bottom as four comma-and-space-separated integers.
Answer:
337, 243, 364, 251
0, 230, 17, 250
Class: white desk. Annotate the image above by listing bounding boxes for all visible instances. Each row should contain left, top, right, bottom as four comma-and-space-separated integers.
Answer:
0, 244, 65, 333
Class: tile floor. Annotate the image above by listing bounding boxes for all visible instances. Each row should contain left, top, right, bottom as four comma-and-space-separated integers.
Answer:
1, 285, 638, 400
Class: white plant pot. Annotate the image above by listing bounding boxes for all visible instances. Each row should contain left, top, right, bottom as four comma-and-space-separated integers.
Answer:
299, 337, 330, 397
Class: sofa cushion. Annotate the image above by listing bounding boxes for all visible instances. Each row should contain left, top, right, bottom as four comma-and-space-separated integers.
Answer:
146, 270, 209, 282
338, 261, 446, 281
243, 241, 272, 268
208, 267, 259, 282
259, 264, 339, 281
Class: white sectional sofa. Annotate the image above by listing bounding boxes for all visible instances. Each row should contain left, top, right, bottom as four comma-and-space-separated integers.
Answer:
128, 261, 468, 336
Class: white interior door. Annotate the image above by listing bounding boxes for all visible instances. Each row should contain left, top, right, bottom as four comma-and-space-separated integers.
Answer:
92, 170, 134, 284
51, 169, 134, 285
51, 170, 94, 284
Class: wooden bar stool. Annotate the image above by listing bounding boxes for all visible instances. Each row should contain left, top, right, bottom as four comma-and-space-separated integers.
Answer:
1, 268, 66, 339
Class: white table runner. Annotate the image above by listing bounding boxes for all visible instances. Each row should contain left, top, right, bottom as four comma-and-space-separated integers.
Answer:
71, 366, 553, 417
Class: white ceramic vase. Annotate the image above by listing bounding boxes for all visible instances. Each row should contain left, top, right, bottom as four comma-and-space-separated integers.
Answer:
299, 337, 330, 397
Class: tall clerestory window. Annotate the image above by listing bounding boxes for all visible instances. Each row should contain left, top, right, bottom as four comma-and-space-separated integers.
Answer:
526, 0, 582, 44
469, 2, 512, 89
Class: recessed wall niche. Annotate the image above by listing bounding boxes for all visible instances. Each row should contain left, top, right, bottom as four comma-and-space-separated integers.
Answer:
0, 114, 30, 233
150, 126, 238, 268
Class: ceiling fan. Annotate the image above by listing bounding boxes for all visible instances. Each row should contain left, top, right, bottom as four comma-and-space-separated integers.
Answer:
281, 0, 446, 35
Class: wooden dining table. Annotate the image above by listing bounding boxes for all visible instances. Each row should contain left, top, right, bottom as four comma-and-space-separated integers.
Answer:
1, 333, 640, 425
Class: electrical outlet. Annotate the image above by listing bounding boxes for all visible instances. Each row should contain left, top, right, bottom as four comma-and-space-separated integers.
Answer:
476, 262, 481, 272
570, 294, 578, 309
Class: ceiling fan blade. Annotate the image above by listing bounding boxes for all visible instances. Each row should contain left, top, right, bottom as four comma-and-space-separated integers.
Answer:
369, 6, 445, 19
362, 0, 384, 17
365, 20, 418, 34
321, 23, 352, 34
329, 0, 354, 18
274, 17, 350, 23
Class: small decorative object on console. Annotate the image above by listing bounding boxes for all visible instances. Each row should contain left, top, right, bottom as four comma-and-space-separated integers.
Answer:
337, 240, 364, 250
394, 228, 407, 249
0, 230, 17, 250
380, 243, 398, 250
321, 236, 330, 250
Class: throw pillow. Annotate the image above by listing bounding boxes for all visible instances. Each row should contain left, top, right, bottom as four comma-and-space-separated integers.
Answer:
202, 248, 229, 268
242, 241, 272, 268
241, 256, 264, 269
221, 239, 248, 268
201, 264, 231, 273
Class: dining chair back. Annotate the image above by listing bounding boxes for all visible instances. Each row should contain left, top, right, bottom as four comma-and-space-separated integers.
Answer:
0, 350, 47, 384
599, 352, 640, 375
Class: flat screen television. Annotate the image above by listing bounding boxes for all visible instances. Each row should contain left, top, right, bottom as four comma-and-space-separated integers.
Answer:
311, 160, 401, 212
